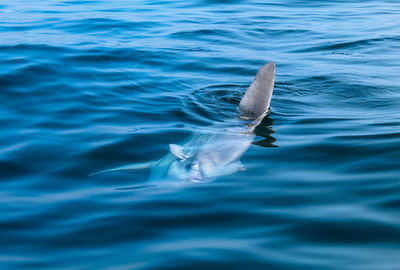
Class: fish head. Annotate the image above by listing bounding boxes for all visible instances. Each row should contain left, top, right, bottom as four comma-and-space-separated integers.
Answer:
167, 143, 204, 182
167, 157, 209, 183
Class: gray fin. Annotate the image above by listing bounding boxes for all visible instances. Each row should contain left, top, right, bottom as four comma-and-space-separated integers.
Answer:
239, 62, 275, 119
89, 161, 155, 176
169, 144, 187, 160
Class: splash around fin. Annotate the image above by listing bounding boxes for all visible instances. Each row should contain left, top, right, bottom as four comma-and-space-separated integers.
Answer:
239, 62, 275, 119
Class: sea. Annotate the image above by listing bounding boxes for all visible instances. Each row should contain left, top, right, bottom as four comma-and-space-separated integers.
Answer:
0, 0, 399, 269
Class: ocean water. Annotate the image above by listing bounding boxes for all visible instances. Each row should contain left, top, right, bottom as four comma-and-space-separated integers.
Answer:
1, 0, 400, 269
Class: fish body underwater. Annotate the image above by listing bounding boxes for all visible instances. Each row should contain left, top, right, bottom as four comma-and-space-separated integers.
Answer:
92, 62, 276, 186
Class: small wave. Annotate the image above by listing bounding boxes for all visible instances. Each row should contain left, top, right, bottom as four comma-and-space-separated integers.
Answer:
55, 18, 162, 33
293, 36, 400, 53
0, 44, 72, 54
170, 28, 232, 36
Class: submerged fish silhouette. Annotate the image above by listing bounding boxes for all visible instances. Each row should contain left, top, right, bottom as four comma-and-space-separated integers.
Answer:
91, 62, 276, 185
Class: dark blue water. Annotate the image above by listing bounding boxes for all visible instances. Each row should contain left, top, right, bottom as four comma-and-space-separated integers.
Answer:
1, 0, 400, 269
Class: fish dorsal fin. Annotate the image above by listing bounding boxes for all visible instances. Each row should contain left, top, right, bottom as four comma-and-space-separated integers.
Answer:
239, 62, 275, 119
169, 144, 187, 160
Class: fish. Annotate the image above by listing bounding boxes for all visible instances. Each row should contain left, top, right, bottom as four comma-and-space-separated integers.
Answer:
91, 62, 276, 185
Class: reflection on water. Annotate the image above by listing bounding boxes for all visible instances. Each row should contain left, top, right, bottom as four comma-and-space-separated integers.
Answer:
253, 116, 277, 147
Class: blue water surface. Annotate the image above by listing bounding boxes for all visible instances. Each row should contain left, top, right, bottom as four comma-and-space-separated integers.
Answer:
1, 0, 400, 269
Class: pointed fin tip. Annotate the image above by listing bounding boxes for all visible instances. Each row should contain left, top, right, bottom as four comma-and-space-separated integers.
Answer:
257, 61, 275, 76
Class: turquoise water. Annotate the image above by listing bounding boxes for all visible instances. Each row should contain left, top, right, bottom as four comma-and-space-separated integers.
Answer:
1, 0, 400, 269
